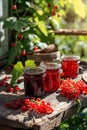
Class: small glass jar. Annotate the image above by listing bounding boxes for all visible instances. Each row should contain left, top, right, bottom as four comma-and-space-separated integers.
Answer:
24, 67, 46, 97
40, 61, 61, 92
61, 55, 80, 78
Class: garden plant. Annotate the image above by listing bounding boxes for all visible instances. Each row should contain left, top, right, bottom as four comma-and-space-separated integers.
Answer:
2, 0, 87, 130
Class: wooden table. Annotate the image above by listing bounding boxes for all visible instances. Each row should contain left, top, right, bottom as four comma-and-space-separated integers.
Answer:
0, 65, 87, 130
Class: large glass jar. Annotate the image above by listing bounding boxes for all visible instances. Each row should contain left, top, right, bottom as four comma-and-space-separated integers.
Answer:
61, 55, 80, 78
40, 61, 61, 92
24, 67, 46, 97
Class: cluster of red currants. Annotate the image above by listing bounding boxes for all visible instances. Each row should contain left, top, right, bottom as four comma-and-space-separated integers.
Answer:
0, 76, 21, 93
60, 78, 87, 100
48, 4, 61, 17
5, 97, 54, 114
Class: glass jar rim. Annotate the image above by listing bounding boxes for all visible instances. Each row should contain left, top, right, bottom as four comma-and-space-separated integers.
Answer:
61, 55, 80, 60
40, 61, 61, 70
24, 67, 46, 75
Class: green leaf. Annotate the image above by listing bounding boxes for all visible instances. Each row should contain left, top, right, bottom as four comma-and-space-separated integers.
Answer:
35, 17, 48, 36
14, 61, 24, 69
3, 17, 35, 32
10, 60, 36, 85
37, 10, 43, 15
25, 60, 36, 67
11, 62, 23, 85
51, 16, 60, 29
3, 17, 17, 29
26, 2, 41, 10
7, 43, 21, 65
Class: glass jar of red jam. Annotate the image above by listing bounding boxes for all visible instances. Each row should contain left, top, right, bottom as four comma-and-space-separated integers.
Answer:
40, 61, 61, 92
24, 67, 46, 97
61, 55, 80, 78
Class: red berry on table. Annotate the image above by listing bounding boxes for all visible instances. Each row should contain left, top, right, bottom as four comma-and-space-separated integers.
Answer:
5, 102, 11, 108
4, 76, 9, 81
5, 82, 9, 87
21, 50, 26, 56
11, 42, 16, 47
11, 5, 17, 10
17, 34, 24, 40
15, 85, 20, 92
33, 46, 38, 51
17, 79, 21, 84
0, 80, 6, 86
8, 87, 14, 93
24, 98, 30, 105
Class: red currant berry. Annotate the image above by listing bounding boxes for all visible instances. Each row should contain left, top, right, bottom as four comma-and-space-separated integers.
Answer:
6, 66, 12, 72
51, 9, 56, 16
48, 4, 51, 8
0, 80, 6, 86
5, 82, 9, 87
17, 79, 21, 84
8, 87, 14, 93
24, 98, 30, 105
11, 5, 17, 10
11, 42, 16, 47
4, 76, 9, 81
57, 14, 61, 17
33, 46, 38, 51
21, 50, 26, 56
5, 102, 11, 108
54, 6, 58, 10
15, 86, 20, 92
17, 34, 24, 40
15, 55, 19, 59
11, 64, 15, 69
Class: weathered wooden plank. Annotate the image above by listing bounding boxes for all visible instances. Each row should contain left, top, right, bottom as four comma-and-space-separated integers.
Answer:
0, 124, 15, 130
0, 64, 87, 130
27, 51, 60, 65
55, 29, 87, 35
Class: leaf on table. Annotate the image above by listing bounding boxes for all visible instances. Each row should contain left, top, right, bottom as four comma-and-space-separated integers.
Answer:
25, 60, 36, 67
11, 62, 24, 85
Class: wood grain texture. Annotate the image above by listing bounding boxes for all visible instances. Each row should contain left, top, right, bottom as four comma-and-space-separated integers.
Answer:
0, 64, 87, 130
55, 29, 87, 35
27, 51, 60, 64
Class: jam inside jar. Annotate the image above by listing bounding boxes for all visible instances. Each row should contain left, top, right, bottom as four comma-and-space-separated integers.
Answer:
40, 62, 61, 92
61, 55, 80, 78
24, 67, 46, 97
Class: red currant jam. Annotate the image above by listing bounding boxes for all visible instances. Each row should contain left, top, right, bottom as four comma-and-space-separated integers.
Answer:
41, 62, 61, 92
24, 67, 46, 97
62, 55, 80, 78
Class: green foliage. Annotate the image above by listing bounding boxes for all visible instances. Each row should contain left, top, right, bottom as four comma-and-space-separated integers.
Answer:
3, 0, 87, 65
35, 17, 48, 36
2, 1, 87, 129
72, 0, 85, 18
25, 60, 36, 67
7, 43, 21, 65
11, 60, 36, 85
55, 35, 87, 60
3, 17, 33, 32
11, 61, 24, 85
57, 107, 87, 130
